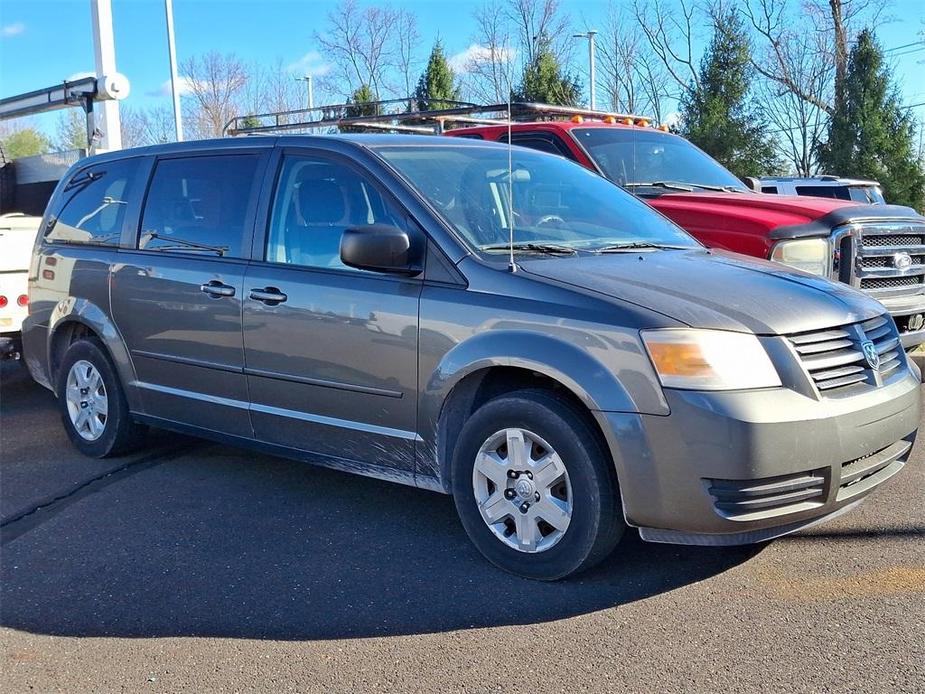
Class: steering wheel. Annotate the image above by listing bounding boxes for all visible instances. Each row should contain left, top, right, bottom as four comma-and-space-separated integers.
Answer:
536, 214, 566, 228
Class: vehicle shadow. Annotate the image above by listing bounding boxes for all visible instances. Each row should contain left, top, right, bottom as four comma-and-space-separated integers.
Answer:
0, 437, 763, 641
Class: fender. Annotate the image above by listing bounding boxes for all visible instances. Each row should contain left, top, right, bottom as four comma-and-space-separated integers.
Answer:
416, 329, 669, 488
46, 297, 141, 411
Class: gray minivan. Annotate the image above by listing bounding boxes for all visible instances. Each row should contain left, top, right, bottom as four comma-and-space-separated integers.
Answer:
23, 135, 919, 579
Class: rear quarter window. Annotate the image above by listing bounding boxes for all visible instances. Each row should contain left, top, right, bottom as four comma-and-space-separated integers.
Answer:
45, 158, 143, 246
795, 185, 851, 200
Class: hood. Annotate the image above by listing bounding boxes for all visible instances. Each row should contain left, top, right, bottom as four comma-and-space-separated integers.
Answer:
651, 192, 921, 234
519, 248, 886, 335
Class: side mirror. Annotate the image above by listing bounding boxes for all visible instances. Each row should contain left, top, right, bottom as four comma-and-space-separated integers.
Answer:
742, 176, 762, 192
340, 224, 422, 275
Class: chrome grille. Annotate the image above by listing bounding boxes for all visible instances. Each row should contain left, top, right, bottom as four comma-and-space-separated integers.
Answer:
853, 221, 925, 300
787, 314, 903, 394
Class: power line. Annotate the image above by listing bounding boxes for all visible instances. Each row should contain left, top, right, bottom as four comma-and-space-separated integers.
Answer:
885, 40, 925, 53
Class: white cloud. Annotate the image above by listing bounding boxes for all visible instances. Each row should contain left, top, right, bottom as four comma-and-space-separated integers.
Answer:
286, 51, 332, 78
66, 71, 96, 82
146, 77, 197, 98
1, 22, 25, 38
449, 44, 516, 74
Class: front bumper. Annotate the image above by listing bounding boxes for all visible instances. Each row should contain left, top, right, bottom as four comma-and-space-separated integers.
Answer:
595, 369, 920, 543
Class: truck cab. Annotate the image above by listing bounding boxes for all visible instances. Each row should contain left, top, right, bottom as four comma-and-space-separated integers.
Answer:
445, 116, 925, 348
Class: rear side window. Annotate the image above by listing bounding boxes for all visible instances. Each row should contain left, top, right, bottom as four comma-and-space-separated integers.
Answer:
795, 185, 851, 200
45, 158, 142, 246
503, 134, 574, 159
139, 154, 261, 258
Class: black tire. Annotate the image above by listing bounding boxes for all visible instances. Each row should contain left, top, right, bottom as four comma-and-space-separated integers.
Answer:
451, 389, 625, 580
55, 338, 146, 458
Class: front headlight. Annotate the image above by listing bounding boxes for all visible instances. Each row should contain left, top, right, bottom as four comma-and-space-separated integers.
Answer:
642, 329, 782, 390
769, 238, 832, 277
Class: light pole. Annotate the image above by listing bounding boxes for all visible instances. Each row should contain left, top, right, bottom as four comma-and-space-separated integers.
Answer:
295, 75, 314, 110
164, 0, 183, 141
573, 30, 597, 111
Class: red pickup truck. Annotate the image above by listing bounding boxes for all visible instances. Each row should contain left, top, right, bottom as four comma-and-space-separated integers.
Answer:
445, 117, 925, 348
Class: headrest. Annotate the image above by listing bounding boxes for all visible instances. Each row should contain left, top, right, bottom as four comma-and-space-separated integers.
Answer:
298, 179, 346, 225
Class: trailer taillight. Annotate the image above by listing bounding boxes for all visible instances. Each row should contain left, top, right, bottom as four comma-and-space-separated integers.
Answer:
17, 294, 28, 307
0, 296, 7, 308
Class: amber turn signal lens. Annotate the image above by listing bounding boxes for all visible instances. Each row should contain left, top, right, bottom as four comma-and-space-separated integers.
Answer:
647, 342, 712, 378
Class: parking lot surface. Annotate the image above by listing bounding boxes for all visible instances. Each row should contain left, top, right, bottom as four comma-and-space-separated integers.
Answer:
1, 360, 923, 693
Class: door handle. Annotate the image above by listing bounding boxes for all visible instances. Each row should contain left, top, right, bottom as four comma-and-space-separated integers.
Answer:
249, 287, 288, 305
200, 280, 236, 298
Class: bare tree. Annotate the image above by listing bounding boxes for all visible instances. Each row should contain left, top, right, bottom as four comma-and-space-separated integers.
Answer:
744, 0, 881, 116
463, 1, 516, 103
313, 0, 400, 100
756, 26, 833, 174
243, 59, 305, 114
395, 9, 420, 100
121, 105, 177, 147
632, 0, 701, 103
180, 51, 249, 138
505, 0, 572, 66
597, 2, 672, 120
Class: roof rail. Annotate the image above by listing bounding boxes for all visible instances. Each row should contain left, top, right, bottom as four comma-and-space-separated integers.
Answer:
225, 100, 654, 137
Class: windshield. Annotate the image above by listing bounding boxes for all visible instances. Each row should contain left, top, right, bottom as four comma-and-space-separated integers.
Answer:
374, 144, 699, 255
572, 127, 748, 192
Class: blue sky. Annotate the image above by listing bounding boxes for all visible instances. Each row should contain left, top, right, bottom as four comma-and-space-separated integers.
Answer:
1, 0, 923, 138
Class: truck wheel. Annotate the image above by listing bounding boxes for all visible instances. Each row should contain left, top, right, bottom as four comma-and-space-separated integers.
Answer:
56, 338, 145, 458
451, 389, 624, 580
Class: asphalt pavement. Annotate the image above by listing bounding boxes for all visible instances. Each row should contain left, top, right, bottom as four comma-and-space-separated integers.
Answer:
1, 359, 923, 693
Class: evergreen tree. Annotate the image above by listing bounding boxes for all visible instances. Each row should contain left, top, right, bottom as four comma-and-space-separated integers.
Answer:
679, 9, 778, 179
340, 84, 379, 133
0, 128, 52, 159
818, 29, 925, 209
513, 41, 581, 106
414, 41, 460, 111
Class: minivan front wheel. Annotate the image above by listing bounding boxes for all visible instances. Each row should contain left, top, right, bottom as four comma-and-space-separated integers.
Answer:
56, 338, 145, 457
452, 390, 624, 580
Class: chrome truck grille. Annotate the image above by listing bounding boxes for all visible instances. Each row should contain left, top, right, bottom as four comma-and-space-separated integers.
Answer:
787, 315, 904, 395
837, 221, 925, 300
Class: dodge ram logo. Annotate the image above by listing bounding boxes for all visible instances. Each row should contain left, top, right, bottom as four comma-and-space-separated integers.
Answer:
861, 340, 880, 370
893, 252, 914, 270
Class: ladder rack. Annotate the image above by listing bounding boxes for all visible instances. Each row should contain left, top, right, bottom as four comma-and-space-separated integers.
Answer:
225, 100, 655, 137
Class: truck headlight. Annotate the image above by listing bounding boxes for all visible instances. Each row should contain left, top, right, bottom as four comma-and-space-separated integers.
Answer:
642, 329, 782, 390
770, 238, 832, 277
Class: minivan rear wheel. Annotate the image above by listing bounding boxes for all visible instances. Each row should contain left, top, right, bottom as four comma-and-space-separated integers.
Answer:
56, 338, 146, 458
451, 389, 624, 580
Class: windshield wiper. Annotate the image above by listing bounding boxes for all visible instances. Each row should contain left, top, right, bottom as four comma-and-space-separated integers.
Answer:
142, 231, 227, 256
479, 242, 577, 255
595, 241, 692, 253
624, 181, 695, 192
626, 181, 737, 193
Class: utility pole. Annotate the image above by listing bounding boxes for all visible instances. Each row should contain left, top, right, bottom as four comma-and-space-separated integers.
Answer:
90, 0, 123, 151
296, 75, 314, 110
164, 0, 183, 141
573, 30, 597, 110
